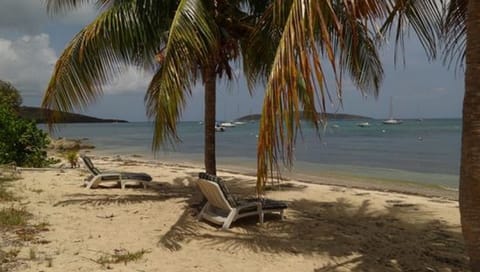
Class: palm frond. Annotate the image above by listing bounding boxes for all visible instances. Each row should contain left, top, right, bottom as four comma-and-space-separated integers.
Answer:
381, 0, 442, 63
243, 2, 285, 91
145, 0, 217, 150
442, 0, 466, 69
45, 0, 112, 14
255, 0, 388, 193
42, 1, 171, 125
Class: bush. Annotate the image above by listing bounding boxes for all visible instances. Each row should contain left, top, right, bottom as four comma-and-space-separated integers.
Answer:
0, 80, 22, 110
0, 106, 53, 167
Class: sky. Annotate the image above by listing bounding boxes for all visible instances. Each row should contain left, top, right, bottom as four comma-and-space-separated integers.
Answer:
0, 0, 464, 122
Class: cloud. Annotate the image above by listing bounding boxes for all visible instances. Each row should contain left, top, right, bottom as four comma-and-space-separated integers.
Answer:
0, 0, 96, 34
103, 67, 153, 94
0, 34, 57, 95
0, 34, 150, 98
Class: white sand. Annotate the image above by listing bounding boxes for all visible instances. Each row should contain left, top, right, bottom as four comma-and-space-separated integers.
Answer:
2, 155, 467, 271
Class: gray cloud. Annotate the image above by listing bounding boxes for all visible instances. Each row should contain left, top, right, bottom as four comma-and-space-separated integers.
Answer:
0, 34, 57, 95
0, 0, 96, 34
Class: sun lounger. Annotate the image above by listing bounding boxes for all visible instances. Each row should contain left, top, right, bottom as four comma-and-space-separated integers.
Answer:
196, 172, 287, 229
80, 155, 152, 189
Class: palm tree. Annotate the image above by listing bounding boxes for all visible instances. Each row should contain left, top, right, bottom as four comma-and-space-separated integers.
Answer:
42, 0, 272, 175
256, 0, 480, 269
443, 0, 480, 269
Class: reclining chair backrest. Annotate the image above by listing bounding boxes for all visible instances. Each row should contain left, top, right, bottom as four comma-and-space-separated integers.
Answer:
80, 155, 101, 175
197, 178, 232, 211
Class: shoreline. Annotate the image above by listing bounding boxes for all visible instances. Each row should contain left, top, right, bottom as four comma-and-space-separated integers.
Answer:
85, 151, 459, 201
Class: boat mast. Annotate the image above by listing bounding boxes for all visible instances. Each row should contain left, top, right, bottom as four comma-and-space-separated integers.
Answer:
389, 97, 394, 119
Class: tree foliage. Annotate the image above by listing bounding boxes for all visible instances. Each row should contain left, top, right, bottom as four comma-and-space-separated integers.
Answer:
0, 80, 22, 110
0, 84, 53, 167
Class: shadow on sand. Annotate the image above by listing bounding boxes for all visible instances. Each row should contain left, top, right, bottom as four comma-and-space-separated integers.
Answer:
51, 172, 467, 271
53, 175, 200, 207
158, 178, 468, 271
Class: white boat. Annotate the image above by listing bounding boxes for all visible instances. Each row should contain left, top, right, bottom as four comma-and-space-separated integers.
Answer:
220, 122, 236, 127
357, 122, 370, 127
383, 97, 402, 125
383, 118, 403, 125
215, 126, 225, 132
233, 121, 246, 125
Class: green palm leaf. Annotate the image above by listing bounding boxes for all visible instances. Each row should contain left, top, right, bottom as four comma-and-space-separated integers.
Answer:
145, 0, 217, 150
255, 0, 385, 192
42, 0, 172, 125
255, 0, 441, 192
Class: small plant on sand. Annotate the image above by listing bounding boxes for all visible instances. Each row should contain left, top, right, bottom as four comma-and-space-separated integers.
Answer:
95, 249, 149, 266
0, 206, 31, 229
64, 150, 79, 168
0, 187, 16, 202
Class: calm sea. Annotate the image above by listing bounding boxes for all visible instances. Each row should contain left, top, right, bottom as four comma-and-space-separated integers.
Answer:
39, 119, 461, 189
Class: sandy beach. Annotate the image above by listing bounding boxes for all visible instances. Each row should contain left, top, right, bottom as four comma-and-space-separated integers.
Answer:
1, 154, 468, 271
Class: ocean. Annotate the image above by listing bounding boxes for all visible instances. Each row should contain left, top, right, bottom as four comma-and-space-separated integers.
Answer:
39, 119, 461, 189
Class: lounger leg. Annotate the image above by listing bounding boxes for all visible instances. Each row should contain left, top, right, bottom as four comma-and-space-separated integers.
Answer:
86, 176, 101, 189
197, 203, 210, 220
259, 211, 265, 224
222, 209, 238, 230
120, 177, 125, 189
257, 203, 264, 224
280, 210, 285, 220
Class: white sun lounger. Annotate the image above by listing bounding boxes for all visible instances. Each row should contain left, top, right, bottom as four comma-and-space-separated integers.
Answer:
196, 173, 287, 229
81, 155, 152, 189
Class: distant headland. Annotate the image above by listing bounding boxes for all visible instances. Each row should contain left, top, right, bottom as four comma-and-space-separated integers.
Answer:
235, 112, 372, 122
18, 106, 128, 123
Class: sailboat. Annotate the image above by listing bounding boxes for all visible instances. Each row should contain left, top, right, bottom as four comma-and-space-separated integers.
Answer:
383, 97, 403, 125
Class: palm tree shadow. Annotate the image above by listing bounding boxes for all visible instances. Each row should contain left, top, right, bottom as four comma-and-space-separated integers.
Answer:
158, 176, 308, 252
159, 196, 467, 271
54, 177, 199, 207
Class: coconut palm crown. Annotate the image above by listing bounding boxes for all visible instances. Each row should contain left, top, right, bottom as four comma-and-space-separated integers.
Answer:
42, 0, 275, 176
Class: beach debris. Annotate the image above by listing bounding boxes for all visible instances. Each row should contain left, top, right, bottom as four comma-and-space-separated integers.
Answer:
96, 214, 115, 219
48, 137, 95, 151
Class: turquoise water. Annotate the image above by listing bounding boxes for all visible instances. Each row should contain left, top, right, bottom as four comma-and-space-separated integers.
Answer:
40, 119, 461, 188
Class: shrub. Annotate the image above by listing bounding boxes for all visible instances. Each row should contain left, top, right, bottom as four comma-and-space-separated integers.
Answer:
0, 80, 22, 110
0, 106, 52, 167
64, 150, 79, 168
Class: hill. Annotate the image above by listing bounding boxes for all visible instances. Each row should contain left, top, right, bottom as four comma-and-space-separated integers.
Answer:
235, 112, 372, 122
18, 106, 128, 123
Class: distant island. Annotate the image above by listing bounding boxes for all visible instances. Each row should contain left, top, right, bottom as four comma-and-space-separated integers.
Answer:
18, 106, 128, 123
235, 112, 372, 122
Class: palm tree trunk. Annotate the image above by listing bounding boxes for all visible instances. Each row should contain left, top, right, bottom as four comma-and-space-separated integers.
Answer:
204, 64, 217, 175
461, 1, 480, 269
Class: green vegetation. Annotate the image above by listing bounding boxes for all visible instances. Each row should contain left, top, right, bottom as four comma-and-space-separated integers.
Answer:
0, 206, 32, 229
0, 82, 57, 167
96, 249, 149, 266
0, 80, 22, 110
0, 106, 53, 167
64, 150, 79, 168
